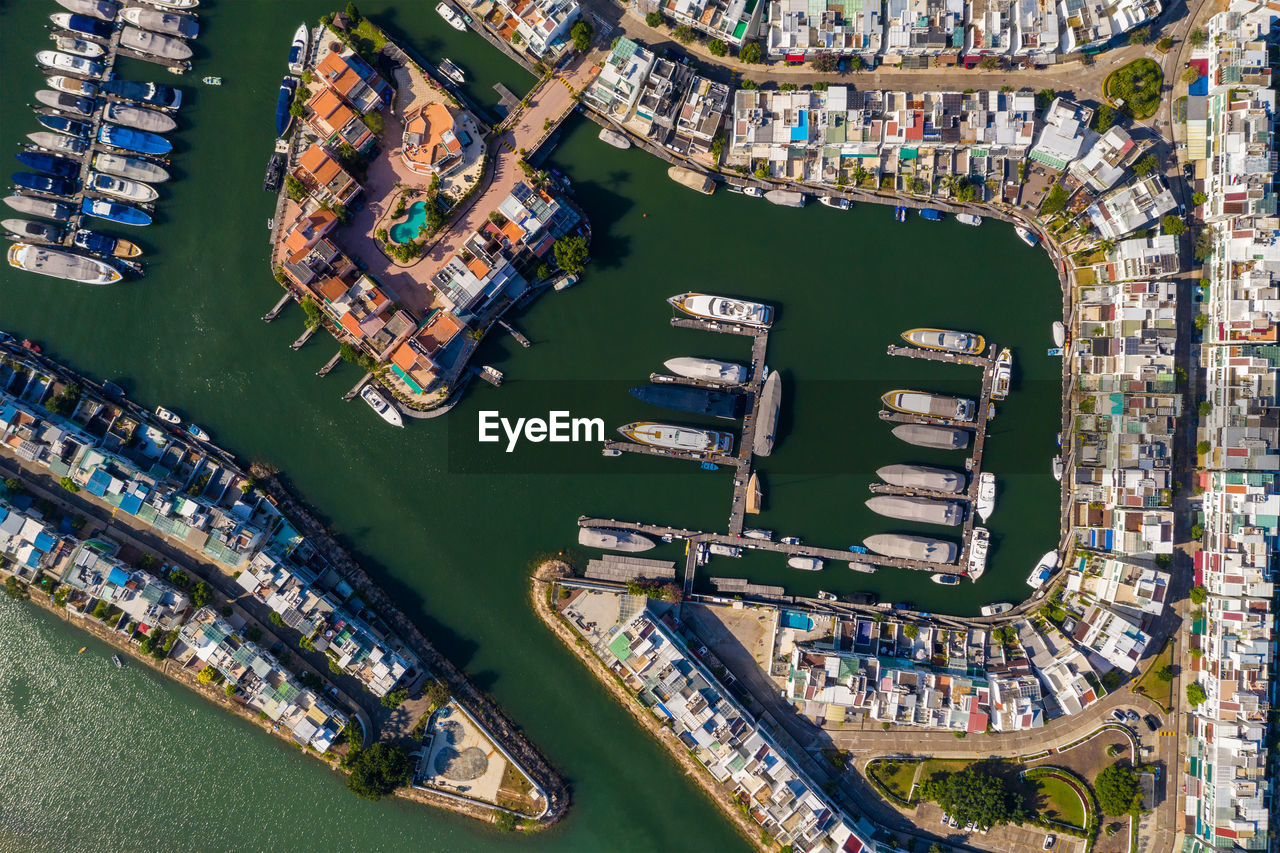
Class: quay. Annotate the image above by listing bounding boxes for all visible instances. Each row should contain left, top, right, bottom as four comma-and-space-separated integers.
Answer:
262, 293, 292, 323
291, 325, 319, 350
316, 350, 343, 377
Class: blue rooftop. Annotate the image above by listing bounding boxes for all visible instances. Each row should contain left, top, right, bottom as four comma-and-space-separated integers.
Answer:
107, 566, 130, 587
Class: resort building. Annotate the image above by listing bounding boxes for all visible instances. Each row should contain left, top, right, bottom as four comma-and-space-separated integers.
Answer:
293, 143, 362, 207
60, 541, 190, 634
583, 38, 657, 118
401, 102, 467, 177
966, 0, 1016, 56
1012, 0, 1060, 55
883, 0, 966, 57
1085, 174, 1177, 241
0, 498, 60, 581
675, 75, 732, 156
1068, 125, 1135, 192
488, 0, 582, 57
764, 0, 883, 59
1028, 97, 1096, 171
1088, 234, 1181, 282
304, 86, 376, 155
309, 273, 416, 360
1069, 604, 1151, 673
313, 48, 392, 114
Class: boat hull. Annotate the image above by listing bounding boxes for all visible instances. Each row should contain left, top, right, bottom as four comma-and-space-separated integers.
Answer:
865, 496, 963, 526
49, 12, 116, 39
663, 357, 746, 384
35, 90, 94, 116
8, 242, 120, 283
876, 464, 965, 493
577, 527, 655, 552
98, 125, 172, 156
276, 78, 297, 137
37, 114, 93, 139
80, 198, 152, 226
11, 173, 77, 197
2, 219, 62, 242
99, 79, 182, 110
901, 327, 985, 355
89, 173, 159, 203
630, 383, 743, 419
891, 423, 970, 450
863, 534, 957, 563
73, 229, 142, 258
4, 195, 72, 221
667, 292, 772, 327
105, 103, 178, 133
882, 390, 976, 421
93, 153, 170, 183
53, 0, 120, 23
617, 421, 733, 454
121, 6, 200, 38
288, 23, 309, 74
15, 151, 81, 180
120, 26, 193, 60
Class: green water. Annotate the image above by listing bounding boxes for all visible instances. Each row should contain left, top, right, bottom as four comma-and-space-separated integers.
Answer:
0, 2, 1061, 849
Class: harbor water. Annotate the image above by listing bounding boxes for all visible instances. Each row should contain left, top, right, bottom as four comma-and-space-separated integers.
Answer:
0, 2, 1061, 849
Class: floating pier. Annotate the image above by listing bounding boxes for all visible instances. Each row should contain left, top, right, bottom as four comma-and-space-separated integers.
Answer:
317, 350, 343, 377
497, 319, 531, 348
262, 293, 292, 322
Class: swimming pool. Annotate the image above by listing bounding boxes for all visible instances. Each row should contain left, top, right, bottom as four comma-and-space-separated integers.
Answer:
782, 611, 813, 631
389, 200, 429, 243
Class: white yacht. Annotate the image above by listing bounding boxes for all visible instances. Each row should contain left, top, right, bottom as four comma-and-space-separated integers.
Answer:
668, 292, 773, 327
976, 472, 996, 522
967, 527, 989, 579
991, 348, 1012, 400
361, 385, 404, 427
436, 2, 468, 30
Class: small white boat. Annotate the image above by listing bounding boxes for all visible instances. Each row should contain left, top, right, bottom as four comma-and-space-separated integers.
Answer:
36, 50, 104, 78
155, 406, 181, 425
89, 172, 160, 203
991, 347, 1012, 401
47, 75, 97, 97
287, 23, 309, 75
1015, 225, 1039, 247
967, 527, 989, 580
741, 186, 764, 197
144, 0, 200, 8
780, 536, 801, 545
202, 76, 222, 85
788, 556, 824, 571
112, 654, 123, 668
553, 273, 578, 291
819, 196, 850, 210
187, 423, 210, 441
848, 562, 877, 574
1052, 321, 1065, 347
1052, 456, 1065, 481
361, 384, 404, 427
436, 2, 467, 31
438, 58, 467, 85
598, 127, 632, 150
955, 213, 982, 226
1026, 550, 1059, 589
976, 472, 996, 522
743, 528, 773, 541
931, 573, 960, 585
979, 602, 1012, 617
51, 35, 106, 59
816, 590, 837, 601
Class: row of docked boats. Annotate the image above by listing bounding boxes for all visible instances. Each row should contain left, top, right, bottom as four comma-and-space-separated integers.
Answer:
276, 24, 310, 138
5, 3, 198, 284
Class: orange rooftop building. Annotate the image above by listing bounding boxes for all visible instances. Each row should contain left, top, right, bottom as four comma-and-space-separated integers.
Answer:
401, 102, 468, 177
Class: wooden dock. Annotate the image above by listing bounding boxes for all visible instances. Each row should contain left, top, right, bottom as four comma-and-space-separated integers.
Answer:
263, 294, 292, 323
317, 351, 343, 377
291, 326, 319, 350
497, 319, 531, 348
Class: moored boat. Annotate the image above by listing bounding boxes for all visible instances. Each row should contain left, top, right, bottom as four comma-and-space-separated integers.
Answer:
287, 23, 309, 74
876, 464, 965, 493
112, 654, 123, 668
741, 186, 764, 197
745, 472, 762, 513
979, 601, 1012, 617
577, 527, 654, 552
765, 189, 806, 207
72, 229, 143, 258
34, 90, 95, 117
93, 152, 170, 183
865, 495, 964, 526
97, 124, 172, 156
439, 58, 467, 85
98, 79, 182, 109
919, 208, 942, 221
752, 371, 781, 457
275, 77, 298, 137
15, 151, 81, 180
53, 0, 120, 22
1052, 321, 1065, 347
50, 35, 106, 59
154, 406, 181, 425
80, 197, 152, 226
668, 292, 772, 327
976, 472, 996, 522
881, 390, 976, 421
89, 172, 159, 203
629, 383, 744, 419
105, 102, 178, 133
901, 327, 985, 355
663, 357, 747, 384
891, 423, 970, 450
436, 2, 468, 31
26, 131, 89, 156
2, 219, 62, 243
11, 172, 77, 197
743, 529, 773, 541
7, 242, 121, 284
955, 213, 982, 226
38, 113, 93, 139
1026, 550, 1059, 588
931, 573, 960, 585
894, 206, 907, 221
187, 423, 210, 441
617, 421, 733, 454
1015, 226, 1039, 247
47, 74, 98, 97
360, 385, 404, 427
991, 348, 1012, 400
35, 50, 104, 77
863, 533, 957, 563
967, 527, 989, 579
48, 12, 115, 39
202, 76, 222, 85
819, 195, 850, 210
597, 127, 631, 149
120, 26, 193, 60
816, 590, 837, 601
121, 6, 200, 38
3, 195, 72, 221
145, 0, 200, 9
1052, 457, 1065, 481
788, 556, 824, 571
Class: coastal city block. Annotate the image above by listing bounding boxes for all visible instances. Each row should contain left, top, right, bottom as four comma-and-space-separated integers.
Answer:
0, 0, 1277, 849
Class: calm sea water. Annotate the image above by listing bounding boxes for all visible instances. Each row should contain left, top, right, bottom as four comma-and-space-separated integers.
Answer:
0, 2, 1061, 849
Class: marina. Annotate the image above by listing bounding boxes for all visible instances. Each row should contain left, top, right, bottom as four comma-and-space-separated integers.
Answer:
5, 0, 199, 282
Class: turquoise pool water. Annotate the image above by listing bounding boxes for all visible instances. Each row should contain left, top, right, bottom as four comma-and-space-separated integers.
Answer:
782, 612, 813, 631
389, 201, 428, 243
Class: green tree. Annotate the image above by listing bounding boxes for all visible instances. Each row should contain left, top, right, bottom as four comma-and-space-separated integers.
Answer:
1041, 183, 1069, 216
1196, 440, 1211, 455
59, 477, 79, 493
197, 665, 218, 685
1156, 36, 1173, 51
345, 742, 413, 801
848, 55, 862, 70
1189, 584, 1208, 605
1155, 665, 1174, 682
919, 765, 1026, 829
1128, 26, 1149, 45
344, 3, 363, 24
810, 52, 837, 73
1186, 682, 1207, 706
1163, 215, 1186, 236
739, 41, 763, 64
361, 111, 384, 136
570, 20, 593, 51
903, 623, 919, 639
1182, 66, 1201, 84
3, 576, 29, 601
1132, 153, 1160, 176
708, 38, 728, 57
425, 678, 451, 710
645, 11, 663, 27
380, 687, 410, 708
225, 682, 238, 698
553, 235, 589, 275
672, 24, 695, 44
190, 580, 212, 609
168, 568, 190, 589
978, 55, 1001, 70
1093, 103, 1117, 132
1095, 762, 1141, 815
3, 477, 23, 494
1189, 28, 1207, 45
46, 382, 81, 416
301, 297, 324, 330
1191, 190, 1206, 205
1036, 88, 1057, 110
289, 99, 307, 120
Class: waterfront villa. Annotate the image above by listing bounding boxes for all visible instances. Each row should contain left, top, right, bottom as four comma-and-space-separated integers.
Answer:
1028, 97, 1096, 171
314, 49, 392, 114
0, 498, 60, 579
305, 87, 376, 155
487, 0, 581, 57
311, 272, 416, 360
583, 38, 657, 118
293, 143, 362, 207
401, 102, 466, 177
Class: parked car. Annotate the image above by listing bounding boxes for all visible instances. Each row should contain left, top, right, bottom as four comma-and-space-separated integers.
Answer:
1044, 834, 1057, 850
1144, 714, 1161, 732
1125, 709, 1141, 723
1111, 709, 1128, 723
